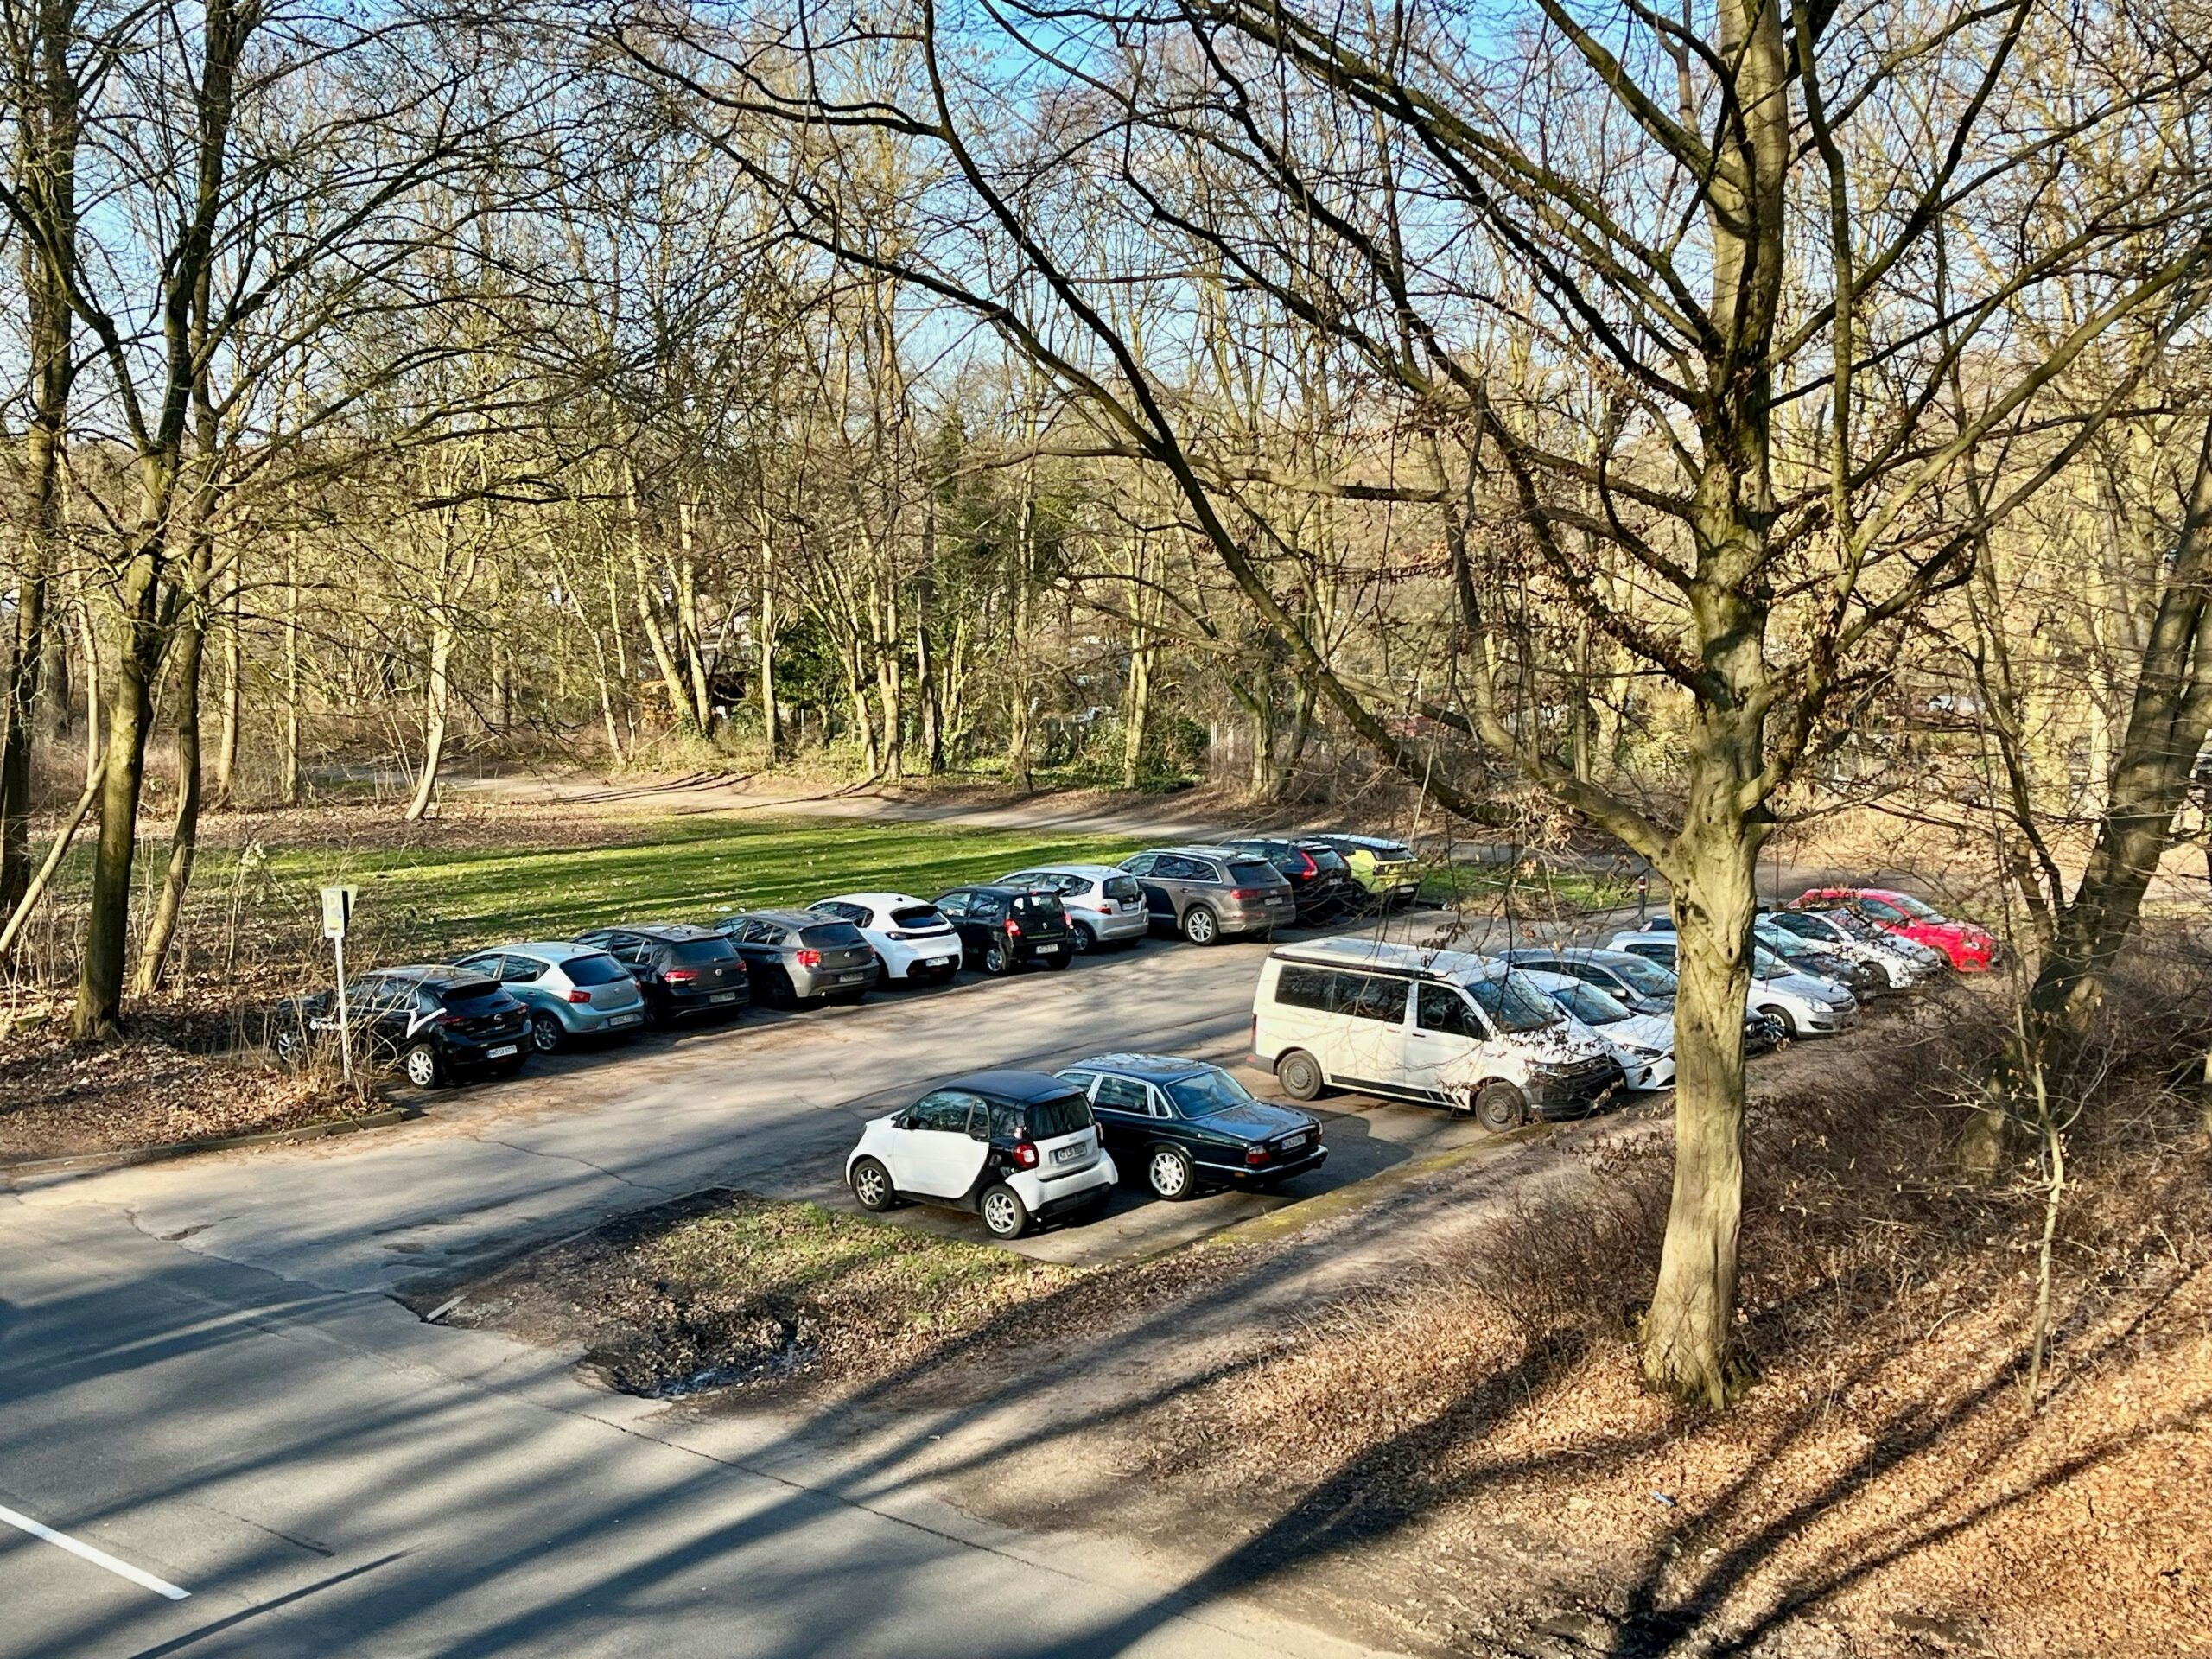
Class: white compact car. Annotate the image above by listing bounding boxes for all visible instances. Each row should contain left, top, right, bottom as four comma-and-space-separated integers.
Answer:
1608, 930, 1858, 1039
846, 1070, 1116, 1238
1250, 937, 1624, 1129
994, 863, 1151, 950
1764, 907, 1940, 988
1516, 968, 1676, 1090
807, 893, 964, 986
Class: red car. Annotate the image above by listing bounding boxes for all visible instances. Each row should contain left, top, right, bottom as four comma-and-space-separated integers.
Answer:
1791, 887, 1995, 972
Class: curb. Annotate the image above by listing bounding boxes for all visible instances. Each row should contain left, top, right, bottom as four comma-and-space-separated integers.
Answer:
1, 1102, 423, 1183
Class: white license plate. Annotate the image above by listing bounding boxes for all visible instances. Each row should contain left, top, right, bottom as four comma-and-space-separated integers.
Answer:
487, 1044, 518, 1059
1052, 1144, 1086, 1164
709, 992, 738, 1004
609, 1014, 642, 1028
1037, 943, 1060, 954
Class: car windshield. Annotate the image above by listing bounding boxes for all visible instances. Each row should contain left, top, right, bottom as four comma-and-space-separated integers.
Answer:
1102, 874, 1142, 902
1752, 946, 1792, 978
1551, 982, 1630, 1025
799, 923, 866, 948
1228, 861, 1280, 886
1164, 1068, 1255, 1116
1889, 893, 1947, 921
672, 938, 739, 964
1021, 1091, 1094, 1140
563, 952, 629, 986
437, 980, 504, 1008
1596, 954, 1677, 996
1469, 972, 1564, 1033
1821, 910, 1878, 939
889, 905, 942, 927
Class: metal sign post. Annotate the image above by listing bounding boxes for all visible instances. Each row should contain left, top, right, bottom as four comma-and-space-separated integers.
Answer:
321, 886, 359, 1086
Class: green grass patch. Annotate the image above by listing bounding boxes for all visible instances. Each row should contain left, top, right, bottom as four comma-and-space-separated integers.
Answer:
1421, 860, 1647, 916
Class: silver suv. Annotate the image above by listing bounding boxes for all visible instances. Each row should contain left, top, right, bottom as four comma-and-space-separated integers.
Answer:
1118, 846, 1297, 944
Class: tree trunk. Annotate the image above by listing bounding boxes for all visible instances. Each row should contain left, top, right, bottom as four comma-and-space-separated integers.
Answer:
404, 619, 454, 822
280, 541, 302, 804
757, 530, 781, 760
0, 416, 58, 916
77, 601, 101, 791
210, 573, 241, 807
73, 545, 162, 1039
135, 533, 213, 994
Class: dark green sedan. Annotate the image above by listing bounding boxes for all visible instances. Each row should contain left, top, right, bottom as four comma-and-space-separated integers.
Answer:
1053, 1053, 1327, 1200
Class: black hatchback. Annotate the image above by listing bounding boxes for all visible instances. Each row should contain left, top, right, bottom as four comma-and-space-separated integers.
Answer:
274, 963, 529, 1090
932, 886, 1074, 976
1053, 1053, 1327, 1199
1220, 837, 1356, 920
572, 923, 750, 1026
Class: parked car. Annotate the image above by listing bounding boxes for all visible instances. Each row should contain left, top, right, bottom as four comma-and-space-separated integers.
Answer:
1608, 929, 1858, 1039
1751, 918, 1890, 999
710, 908, 878, 1006
571, 923, 749, 1026
1791, 887, 1996, 971
273, 964, 529, 1089
932, 885, 1075, 975
1308, 833, 1426, 910
845, 1069, 1116, 1238
1766, 906, 1945, 985
1054, 1053, 1327, 1198
993, 864, 1150, 951
1251, 936, 1622, 1129
806, 893, 963, 986
1502, 944, 1783, 1053
1218, 837, 1357, 920
1514, 969, 1676, 1091
1119, 846, 1298, 944
450, 942, 650, 1053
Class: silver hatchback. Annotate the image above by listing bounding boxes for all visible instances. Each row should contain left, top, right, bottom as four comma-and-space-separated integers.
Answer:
712, 908, 879, 1006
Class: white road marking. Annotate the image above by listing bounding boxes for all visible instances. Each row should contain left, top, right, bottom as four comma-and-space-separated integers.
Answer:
0, 1502, 191, 1600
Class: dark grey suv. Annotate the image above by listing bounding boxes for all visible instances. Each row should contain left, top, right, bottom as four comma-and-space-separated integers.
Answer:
711, 909, 878, 1006
1119, 846, 1297, 944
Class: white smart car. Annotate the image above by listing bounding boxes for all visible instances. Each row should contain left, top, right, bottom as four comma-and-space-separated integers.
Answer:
807, 893, 964, 987
1516, 968, 1677, 1090
993, 863, 1151, 950
846, 1070, 1117, 1238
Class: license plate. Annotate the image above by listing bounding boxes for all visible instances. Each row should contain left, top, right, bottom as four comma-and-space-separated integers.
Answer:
709, 991, 738, 1004
1037, 943, 1060, 954
609, 1014, 642, 1028
1052, 1144, 1085, 1164
487, 1044, 518, 1059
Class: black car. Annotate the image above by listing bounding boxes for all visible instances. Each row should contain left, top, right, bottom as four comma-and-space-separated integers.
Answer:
571, 922, 749, 1025
1053, 1053, 1327, 1199
1220, 837, 1356, 920
931, 885, 1074, 975
273, 963, 529, 1089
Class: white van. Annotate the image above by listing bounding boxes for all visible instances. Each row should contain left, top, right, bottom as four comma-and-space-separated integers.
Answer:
1250, 938, 1624, 1129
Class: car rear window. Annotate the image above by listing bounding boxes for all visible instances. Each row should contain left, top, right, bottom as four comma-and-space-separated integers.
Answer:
1102, 874, 1141, 903
1011, 893, 1064, 918
1603, 954, 1677, 995
889, 905, 943, 927
437, 980, 505, 1009
671, 938, 739, 965
563, 952, 630, 986
1228, 861, 1280, 886
1306, 848, 1347, 870
1020, 1090, 1095, 1140
799, 922, 867, 948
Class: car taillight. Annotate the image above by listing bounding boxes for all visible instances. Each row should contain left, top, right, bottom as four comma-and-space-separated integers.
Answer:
1230, 887, 1266, 900
1295, 851, 1316, 876
664, 969, 697, 985
1246, 1146, 1271, 1166
795, 948, 822, 968
433, 1012, 462, 1027
1005, 917, 1022, 938
1011, 1141, 1039, 1169
566, 989, 592, 1003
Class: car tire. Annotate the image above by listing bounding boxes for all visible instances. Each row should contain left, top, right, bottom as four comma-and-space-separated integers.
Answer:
1071, 920, 1097, 953
876, 960, 893, 989
1764, 1006, 1798, 1040
849, 1156, 898, 1211
982, 940, 1012, 976
1275, 1049, 1325, 1101
529, 1011, 565, 1054
979, 1182, 1029, 1239
402, 1041, 442, 1090
1473, 1081, 1527, 1132
768, 970, 801, 1009
274, 1027, 309, 1068
1146, 1145, 1197, 1200
1181, 905, 1220, 945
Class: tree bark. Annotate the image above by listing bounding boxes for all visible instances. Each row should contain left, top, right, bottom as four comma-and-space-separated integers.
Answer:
73, 536, 162, 1038
135, 531, 213, 993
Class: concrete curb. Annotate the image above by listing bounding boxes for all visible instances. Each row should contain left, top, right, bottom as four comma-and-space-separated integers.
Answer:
1, 1102, 423, 1183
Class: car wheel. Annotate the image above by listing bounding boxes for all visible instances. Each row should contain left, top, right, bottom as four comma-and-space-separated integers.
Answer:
979, 1183, 1029, 1239
1180, 905, 1220, 945
876, 960, 893, 989
402, 1042, 442, 1090
1764, 1005, 1798, 1040
1474, 1081, 1527, 1131
982, 940, 1012, 976
529, 1011, 565, 1054
1071, 921, 1097, 953
766, 970, 798, 1009
274, 1027, 309, 1068
1275, 1049, 1325, 1102
849, 1156, 898, 1211
1146, 1145, 1197, 1200
1044, 952, 1071, 971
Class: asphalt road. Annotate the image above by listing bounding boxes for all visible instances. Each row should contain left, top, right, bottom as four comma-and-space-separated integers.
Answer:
2, 920, 1471, 1658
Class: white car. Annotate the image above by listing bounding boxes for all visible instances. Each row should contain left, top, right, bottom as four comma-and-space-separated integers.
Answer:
1516, 968, 1676, 1090
1764, 907, 1940, 988
846, 1070, 1117, 1238
807, 893, 963, 987
994, 863, 1151, 950
1608, 930, 1858, 1039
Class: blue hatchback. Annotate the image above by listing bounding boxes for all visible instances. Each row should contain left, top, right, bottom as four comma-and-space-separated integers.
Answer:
451, 942, 651, 1053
